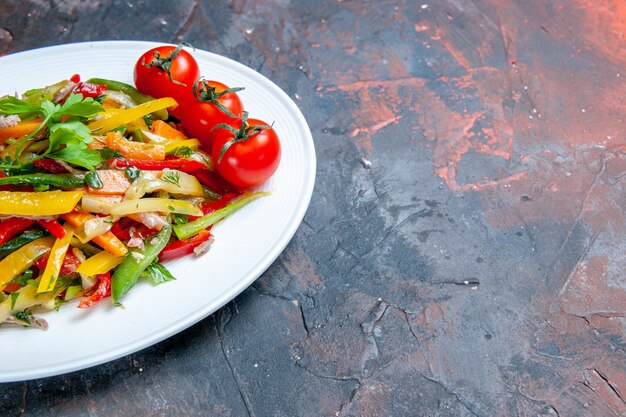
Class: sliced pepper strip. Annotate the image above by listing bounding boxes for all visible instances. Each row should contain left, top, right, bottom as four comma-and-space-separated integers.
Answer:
110, 198, 202, 216
0, 284, 56, 325
0, 236, 55, 291
164, 139, 200, 154
38, 225, 75, 293
111, 158, 206, 172
78, 272, 111, 308
0, 231, 47, 260
85, 78, 168, 120
150, 120, 188, 140
105, 131, 165, 161
192, 169, 240, 194
61, 212, 128, 256
112, 224, 172, 303
159, 230, 212, 261
33, 158, 70, 174
0, 173, 85, 188
0, 190, 83, 216
173, 192, 269, 240
0, 118, 44, 144
38, 219, 67, 239
0, 218, 35, 245
88, 97, 177, 133
77, 250, 124, 276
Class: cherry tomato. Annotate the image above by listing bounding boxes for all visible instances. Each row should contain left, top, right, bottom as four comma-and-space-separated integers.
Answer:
211, 112, 281, 187
178, 79, 244, 150
133, 44, 199, 104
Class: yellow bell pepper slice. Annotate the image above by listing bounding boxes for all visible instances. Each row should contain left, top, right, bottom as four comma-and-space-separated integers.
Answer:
77, 250, 124, 276
0, 236, 55, 291
164, 139, 201, 154
110, 198, 202, 216
0, 190, 83, 216
88, 97, 177, 133
38, 225, 75, 293
0, 285, 56, 325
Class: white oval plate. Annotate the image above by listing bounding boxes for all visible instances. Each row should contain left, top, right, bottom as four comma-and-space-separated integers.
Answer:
0, 41, 315, 382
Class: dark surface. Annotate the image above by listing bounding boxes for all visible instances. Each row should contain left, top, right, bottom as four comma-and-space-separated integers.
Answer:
1, 1, 625, 416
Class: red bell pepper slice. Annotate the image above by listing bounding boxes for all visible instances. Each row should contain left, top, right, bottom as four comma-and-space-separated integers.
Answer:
187, 193, 238, 222
34, 159, 69, 174
69, 74, 81, 83
77, 272, 111, 308
38, 219, 67, 239
159, 230, 212, 261
109, 158, 207, 172
33, 249, 79, 275
199, 193, 238, 215
110, 222, 131, 241
60, 251, 81, 275
3, 282, 20, 293
159, 193, 236, 261
0, 218, 36, 245
191, 169, 240, 195
111, 220, 156, 242
73, 82, 107, 99
33, 251, 50, 269
129, 224, 156, 240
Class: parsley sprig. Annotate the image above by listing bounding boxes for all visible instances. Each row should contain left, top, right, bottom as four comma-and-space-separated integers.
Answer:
0, 93, 103, 170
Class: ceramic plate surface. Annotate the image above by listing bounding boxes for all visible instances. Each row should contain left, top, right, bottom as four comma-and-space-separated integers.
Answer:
0, 41, 315, 382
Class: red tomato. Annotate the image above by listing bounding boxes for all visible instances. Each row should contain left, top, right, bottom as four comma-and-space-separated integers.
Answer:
178, 79, 244, 150
211, 112, 281, 187
133, 44, 199, 104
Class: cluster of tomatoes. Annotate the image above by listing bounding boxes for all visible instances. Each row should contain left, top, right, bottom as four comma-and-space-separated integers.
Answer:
133, 44, 281, 188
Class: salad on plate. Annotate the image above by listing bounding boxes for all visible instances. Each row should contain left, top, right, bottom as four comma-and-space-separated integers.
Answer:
0, 44, 281, 329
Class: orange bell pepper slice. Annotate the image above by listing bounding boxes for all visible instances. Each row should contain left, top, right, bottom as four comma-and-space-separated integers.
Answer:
61, 212, 128, 256
105, 131, 165, 161
151, 120, 187, 140
0, 118, 44, 144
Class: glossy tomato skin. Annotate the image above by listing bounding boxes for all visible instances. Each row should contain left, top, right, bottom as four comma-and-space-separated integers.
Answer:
133, 46, 199, 104
211, 118, 281, 187
178, 80, 244, 151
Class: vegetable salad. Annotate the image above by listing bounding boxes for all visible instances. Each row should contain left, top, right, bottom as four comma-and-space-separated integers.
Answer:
0, 44, 277, 329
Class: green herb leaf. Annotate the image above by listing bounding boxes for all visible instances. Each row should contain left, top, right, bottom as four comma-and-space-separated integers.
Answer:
57, 94, 102, 119
143, 263, 176, 286
166, 146, 194, 157
97, 147, 123, 160
85, 171, 103, 189
14, 311, 32, 326
11, 269, 34, 286
10, 292, 19, 310
49, 121, 94, 144
22, 80, 67, 106
125, 166, 140, 181
48, 145, 102, 171
0, 96, 41, 118
161, 169, 180, 186
64, 285, 83, 301
171, 212, 188, 225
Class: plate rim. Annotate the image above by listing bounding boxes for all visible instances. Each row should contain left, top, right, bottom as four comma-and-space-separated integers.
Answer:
0, 40, 316, 382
